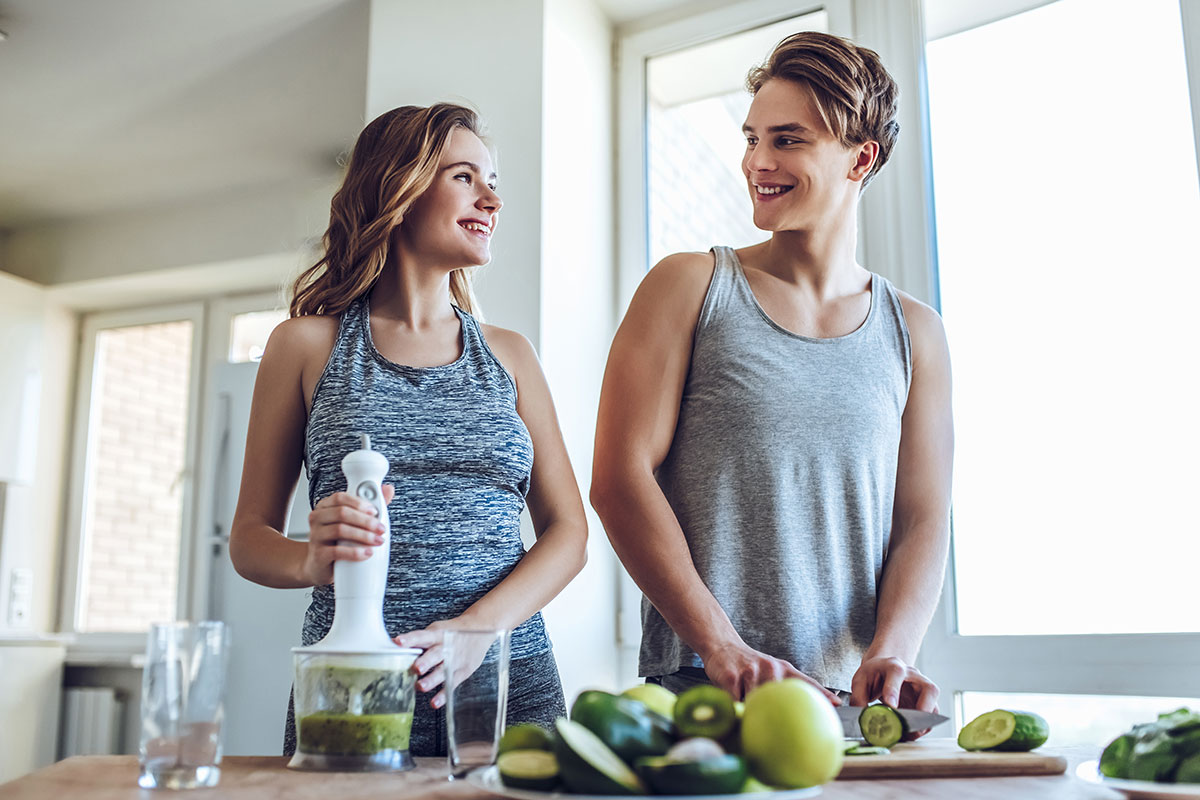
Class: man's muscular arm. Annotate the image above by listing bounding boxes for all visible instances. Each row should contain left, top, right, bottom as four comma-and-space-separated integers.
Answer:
591, 253, 839, 702
850, 296, 954, 732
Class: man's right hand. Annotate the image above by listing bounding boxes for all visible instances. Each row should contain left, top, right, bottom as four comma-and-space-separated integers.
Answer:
701, 641, 842, 703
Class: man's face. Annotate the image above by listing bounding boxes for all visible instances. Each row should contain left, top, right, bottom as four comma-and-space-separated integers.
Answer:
741, 78, 868, 234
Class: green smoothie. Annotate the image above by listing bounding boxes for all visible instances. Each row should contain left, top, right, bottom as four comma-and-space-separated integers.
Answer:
298, 711, 414, 755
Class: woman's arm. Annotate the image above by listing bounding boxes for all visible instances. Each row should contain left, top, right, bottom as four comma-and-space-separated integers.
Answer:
229, 317, 386, 588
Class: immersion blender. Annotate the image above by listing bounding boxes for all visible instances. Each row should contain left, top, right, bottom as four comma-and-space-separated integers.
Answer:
287, 433, 421, 772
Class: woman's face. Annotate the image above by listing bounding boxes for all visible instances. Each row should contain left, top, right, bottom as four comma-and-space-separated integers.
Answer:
398, 127, 502, 268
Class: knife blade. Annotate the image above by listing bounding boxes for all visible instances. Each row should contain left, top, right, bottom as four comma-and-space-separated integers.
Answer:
835, 705, 950, 738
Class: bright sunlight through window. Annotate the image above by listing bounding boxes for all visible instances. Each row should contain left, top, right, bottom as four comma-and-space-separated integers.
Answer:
928, 0, 1200, 636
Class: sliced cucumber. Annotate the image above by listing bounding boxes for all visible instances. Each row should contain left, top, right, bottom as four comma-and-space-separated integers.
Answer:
958, 710, 1049, 752
845, 745, 890, 756
859, 705, 906, 748
499, 750, 560, 791
554, 718, 646, 795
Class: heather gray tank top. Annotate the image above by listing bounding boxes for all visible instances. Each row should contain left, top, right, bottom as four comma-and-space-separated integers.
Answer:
302, 297, 550, 660
640, 246, 911, 692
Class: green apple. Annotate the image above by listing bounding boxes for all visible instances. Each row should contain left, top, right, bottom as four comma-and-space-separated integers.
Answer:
621, 683, 677, 720
740, 679, 844, 788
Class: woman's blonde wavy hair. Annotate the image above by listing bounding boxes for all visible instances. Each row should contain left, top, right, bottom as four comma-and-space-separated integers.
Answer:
290, 103, 486, 318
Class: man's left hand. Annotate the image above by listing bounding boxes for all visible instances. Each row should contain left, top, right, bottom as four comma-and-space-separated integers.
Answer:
850, 657, 940, 741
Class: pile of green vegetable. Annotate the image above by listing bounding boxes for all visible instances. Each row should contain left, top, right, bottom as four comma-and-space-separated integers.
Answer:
497, 682, 838, 795
497, 684, 1053, 795
1100, 707, 1200, 783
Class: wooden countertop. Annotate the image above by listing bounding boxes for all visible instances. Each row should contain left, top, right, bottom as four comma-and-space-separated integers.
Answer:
0, 750, 1122, 799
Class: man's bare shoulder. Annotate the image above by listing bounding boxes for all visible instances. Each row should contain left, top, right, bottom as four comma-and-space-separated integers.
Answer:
631, 251, 717, 316
647, 250, 717, 284
894, 290, 950, 364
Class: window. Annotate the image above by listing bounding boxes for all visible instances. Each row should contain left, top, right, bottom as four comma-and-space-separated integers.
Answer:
63, 304, 204, 635
645, 13, 828, 266
62, 294, 288, 641
228, 309, 287, 364
920, 0, 1200, 735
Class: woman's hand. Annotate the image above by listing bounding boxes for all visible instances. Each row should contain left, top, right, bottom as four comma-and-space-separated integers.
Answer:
850, 656, 940, 740
301, 484, 394, 586
395, 619, 495, 710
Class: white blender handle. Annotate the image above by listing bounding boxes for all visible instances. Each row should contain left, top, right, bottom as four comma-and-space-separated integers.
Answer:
342, 434, 389, 536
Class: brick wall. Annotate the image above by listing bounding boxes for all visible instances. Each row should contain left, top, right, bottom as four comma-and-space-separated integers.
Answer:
81, 321, 192, 632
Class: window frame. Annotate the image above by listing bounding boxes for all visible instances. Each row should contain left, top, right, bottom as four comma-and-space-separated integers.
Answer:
186, 291, 287, 621
918, 0, 1200, 716
59, 301, 206, 650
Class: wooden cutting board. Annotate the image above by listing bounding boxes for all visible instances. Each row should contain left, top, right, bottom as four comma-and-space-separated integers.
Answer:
836, 738, 1068, 779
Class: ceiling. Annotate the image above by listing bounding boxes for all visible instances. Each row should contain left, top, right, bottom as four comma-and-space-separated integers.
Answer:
0, 0, 705, 235
0, 0, 368, 230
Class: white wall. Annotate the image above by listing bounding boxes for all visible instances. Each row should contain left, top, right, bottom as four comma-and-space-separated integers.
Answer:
366, 0, 622, 699
539, 0, 619, 700
0, 271, 76, 635
366, 0, 547, 347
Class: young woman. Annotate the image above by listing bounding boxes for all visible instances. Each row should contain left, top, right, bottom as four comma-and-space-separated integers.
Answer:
229, 103, 588, 756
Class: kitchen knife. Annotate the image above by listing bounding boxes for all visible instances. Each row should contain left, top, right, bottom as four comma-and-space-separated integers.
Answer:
836, 705, 950, 738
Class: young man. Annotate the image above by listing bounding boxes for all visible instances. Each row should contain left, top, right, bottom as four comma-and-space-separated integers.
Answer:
591, 32, 953, 722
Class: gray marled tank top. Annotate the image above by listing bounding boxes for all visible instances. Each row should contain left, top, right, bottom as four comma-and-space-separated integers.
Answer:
302, 297, 550, 660
640, 246, 911, 692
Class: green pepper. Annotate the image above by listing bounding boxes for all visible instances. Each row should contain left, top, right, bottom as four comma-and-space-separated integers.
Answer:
570, 690, 674, 763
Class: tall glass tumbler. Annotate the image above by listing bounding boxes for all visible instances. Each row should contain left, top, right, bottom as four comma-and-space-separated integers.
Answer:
138, 621, 231, 789
444, 629, 511, 778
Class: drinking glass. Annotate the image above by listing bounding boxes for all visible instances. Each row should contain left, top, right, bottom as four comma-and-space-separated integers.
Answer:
138, 621, 230, 789
444, 628, 511, 778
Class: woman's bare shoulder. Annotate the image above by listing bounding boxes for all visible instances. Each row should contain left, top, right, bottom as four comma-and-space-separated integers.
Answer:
479, 324, 537, 371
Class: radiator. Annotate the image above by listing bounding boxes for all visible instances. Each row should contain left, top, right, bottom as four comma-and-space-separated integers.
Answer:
60, 687, 124, 757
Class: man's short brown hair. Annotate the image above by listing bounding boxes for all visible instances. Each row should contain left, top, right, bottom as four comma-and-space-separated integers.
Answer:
747, 31, 899, 188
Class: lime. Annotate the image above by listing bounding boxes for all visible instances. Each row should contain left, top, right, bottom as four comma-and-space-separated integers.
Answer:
499, 723, 554, 755
621, 683, 677, 720
740, 775, 776, 793
740, 679, 843, 788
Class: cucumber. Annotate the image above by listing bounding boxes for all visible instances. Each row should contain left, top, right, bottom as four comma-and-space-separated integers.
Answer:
858, 705, 906, 748
635, 754, 747, 795
675, 685, 739, 740
499, 723, 555, 755
499, 750, 560, 791
845, 745, 890, 756
572, 690, 674, 762
958, 710, 1049, 752
554, 718, 646, 795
